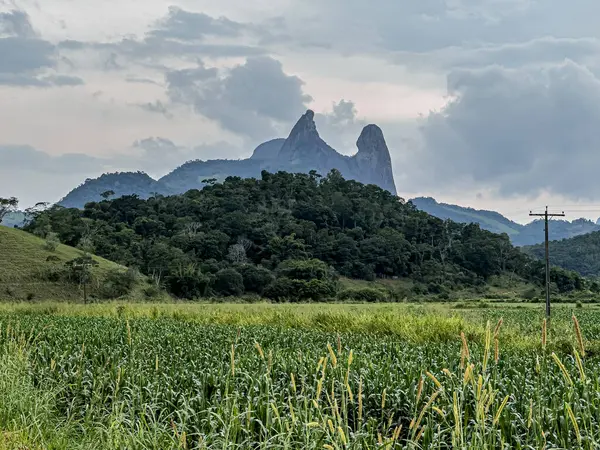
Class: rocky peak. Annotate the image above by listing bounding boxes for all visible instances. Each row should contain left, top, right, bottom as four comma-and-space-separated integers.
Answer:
289, 110, 318, 139
352, 124, 397, 195
250, 138, 285, 161
278, 110, 324, 160
357, 125, 389, 158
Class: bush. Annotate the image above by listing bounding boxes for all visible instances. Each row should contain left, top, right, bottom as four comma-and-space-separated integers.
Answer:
213, 268, 244, 297
43, 232, 60, 252
338, 287, 388, 302
238, 265, 275, 294
277, 259, 332, 281
299, 279, 337, 301
263, 277, 337, 302
143, 285, 162, 299
99, 268, 139, 299
263, 278, 299, 301
37, 266, 69, 282
522, 287, 538, 301
165, 266, 212, 299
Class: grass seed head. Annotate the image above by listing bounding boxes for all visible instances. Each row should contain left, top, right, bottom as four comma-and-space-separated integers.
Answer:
572, 315, 585, 357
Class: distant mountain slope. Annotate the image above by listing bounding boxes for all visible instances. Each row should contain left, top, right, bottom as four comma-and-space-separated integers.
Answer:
58, 110, 397, 208
1, 211, 25, 228
410, 197, 522, 236
59, 172, 173, 208
523, 231, 600, 276
0, 226, 154, 300
411, 197, 600, 246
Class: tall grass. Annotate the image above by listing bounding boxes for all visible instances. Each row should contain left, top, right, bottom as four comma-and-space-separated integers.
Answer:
0, 305, 599, 448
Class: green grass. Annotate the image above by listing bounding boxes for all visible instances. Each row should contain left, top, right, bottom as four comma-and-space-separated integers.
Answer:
0, 226, 152, 301
1, 302, 600, 448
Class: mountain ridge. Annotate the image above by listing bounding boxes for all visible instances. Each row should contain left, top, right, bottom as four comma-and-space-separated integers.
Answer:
58, 110, 397, 208
411, 197, 600, 246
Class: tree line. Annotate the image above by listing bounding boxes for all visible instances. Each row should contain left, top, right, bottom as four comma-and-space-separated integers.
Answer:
23, 170, 584, 299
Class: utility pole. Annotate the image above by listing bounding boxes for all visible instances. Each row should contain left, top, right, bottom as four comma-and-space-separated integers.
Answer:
529, 206, 565, 318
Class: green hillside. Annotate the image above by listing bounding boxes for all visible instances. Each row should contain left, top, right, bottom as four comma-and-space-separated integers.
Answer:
0, 226, 158, 301
524, 231, 600, 277
410, 197, 522, 236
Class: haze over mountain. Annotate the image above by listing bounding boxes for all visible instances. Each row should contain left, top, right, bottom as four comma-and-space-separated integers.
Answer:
411, 197, 600, 247
59, 110, 397, 208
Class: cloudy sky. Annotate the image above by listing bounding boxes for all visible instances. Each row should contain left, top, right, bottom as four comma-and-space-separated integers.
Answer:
2, 0, 600, 222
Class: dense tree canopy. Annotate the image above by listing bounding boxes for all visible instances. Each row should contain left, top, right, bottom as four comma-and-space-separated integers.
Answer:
525, 231, 600, 277
27, 170, 583, 298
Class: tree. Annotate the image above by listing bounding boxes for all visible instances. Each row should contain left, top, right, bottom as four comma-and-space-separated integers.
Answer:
0, 197, 18, 222
24, 202, 49, 226
213, 268, 244, 297
65, 255, 99, 303
101, 190, 115, 200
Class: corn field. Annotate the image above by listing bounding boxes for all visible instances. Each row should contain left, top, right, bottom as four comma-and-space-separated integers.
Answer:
1, 305, 600, 449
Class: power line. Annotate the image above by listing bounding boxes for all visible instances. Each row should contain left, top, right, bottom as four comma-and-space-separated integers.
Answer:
529, 206, 565, 319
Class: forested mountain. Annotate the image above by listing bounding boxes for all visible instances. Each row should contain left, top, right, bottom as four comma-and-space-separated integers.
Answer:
412, 197, 600, 246
410, 197, 522, 237
524, 231, 600, 277
58, 110, 397, 208
59, 172, 174, 209
28, 170, 583, 299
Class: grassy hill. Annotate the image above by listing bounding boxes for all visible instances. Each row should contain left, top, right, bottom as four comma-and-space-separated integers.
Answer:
0, 227, 159, 301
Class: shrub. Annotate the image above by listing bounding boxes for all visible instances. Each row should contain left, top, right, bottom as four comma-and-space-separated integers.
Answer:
298, 279, 337, 301
213, 268, 244, 297
43, 232, 60, 252
99, 268, 139, 299
263, 277, 299, 301
412, 284, 428, 295
238, 265, 275, 294
277, 259, 332, 281
338, 287, 388, 302
165, 266, 212, 299
37, 266, 68, 282
522, 287, 538, 301
143, 285, 162, 299
26, 293, 35, 301
576, 301, 583, 308
264, 278, 337, 302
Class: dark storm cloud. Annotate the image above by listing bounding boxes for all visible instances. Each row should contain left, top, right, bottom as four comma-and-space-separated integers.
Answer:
0, 10, 84, 87
165, 57, 312, 139
413, 60, 600, 199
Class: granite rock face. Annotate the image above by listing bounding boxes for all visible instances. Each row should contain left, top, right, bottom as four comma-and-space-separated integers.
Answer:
59, 111, 398, 208
353, 124, 397, 195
